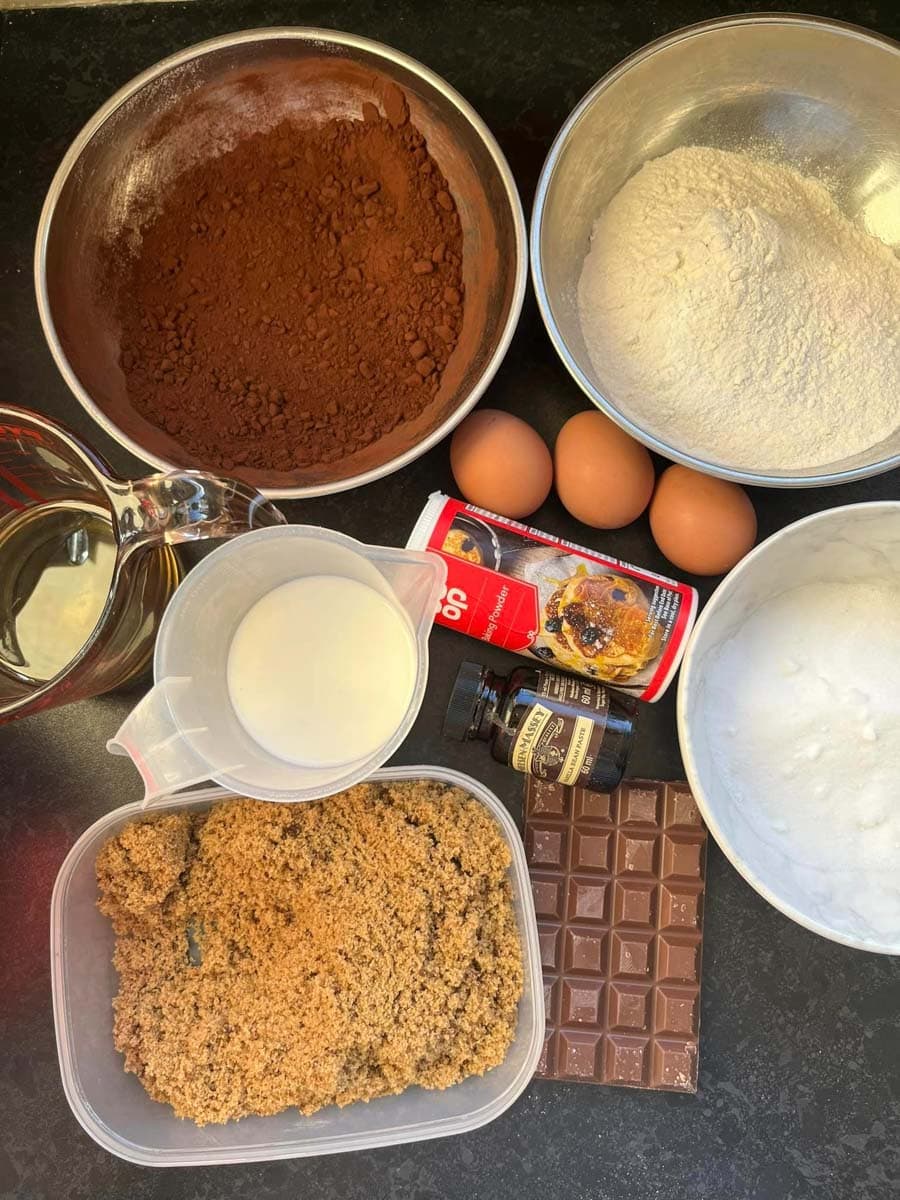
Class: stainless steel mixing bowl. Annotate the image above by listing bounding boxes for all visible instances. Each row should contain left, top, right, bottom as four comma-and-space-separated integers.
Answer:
35, 28, 526, 499
531, 14, 900, 488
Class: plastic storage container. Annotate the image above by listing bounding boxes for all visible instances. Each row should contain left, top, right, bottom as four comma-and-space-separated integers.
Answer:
50, 766, 544, 1166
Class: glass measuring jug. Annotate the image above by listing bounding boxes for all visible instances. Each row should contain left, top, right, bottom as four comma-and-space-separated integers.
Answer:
108, 526, 447, 804
0, 405, 285, 723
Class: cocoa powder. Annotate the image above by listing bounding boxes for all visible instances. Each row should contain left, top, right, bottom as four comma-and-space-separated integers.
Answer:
114, 84, 464, 474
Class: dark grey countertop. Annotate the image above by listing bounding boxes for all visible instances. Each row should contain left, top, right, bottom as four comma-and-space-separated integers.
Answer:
1, 2, 899, 1198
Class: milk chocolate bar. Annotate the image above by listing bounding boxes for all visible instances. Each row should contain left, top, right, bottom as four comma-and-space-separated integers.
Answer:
525, 778, 707, 1092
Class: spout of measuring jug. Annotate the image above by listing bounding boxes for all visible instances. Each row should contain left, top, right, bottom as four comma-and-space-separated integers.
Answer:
106, 471, 286, 558
107, 677, 245, 806
377, 549, 447, 640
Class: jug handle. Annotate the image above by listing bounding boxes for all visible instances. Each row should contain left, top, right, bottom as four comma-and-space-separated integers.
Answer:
105, 471, 285, 557
107, 677, 245, 807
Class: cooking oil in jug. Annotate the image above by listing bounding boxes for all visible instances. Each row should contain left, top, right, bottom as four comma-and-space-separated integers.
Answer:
0, 499, 179, 688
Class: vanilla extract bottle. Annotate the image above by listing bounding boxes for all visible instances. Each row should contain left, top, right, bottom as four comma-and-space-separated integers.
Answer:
444, 661, 636, 792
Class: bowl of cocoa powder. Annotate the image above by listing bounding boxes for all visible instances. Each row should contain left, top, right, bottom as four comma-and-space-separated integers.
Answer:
36, 28, 526, 496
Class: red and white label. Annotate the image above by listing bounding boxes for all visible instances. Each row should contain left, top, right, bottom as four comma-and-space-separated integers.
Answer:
437, 557, 538, 651
411, 494, 698, 702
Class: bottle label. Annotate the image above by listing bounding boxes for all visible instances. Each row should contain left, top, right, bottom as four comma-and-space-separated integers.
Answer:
511, 672, 610, 786
408, 493, 698, 701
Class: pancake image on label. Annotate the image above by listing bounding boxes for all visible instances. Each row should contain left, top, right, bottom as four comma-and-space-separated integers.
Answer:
541, 568, 664, 682
441, 528, 485, 564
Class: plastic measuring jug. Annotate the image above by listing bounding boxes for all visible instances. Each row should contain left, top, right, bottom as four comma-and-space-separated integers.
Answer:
0, 405, 285, 723
108, 525, 447, 804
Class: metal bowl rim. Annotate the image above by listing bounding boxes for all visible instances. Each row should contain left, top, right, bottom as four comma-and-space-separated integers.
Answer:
34, 25, 527, 499
530, 12, 900, 489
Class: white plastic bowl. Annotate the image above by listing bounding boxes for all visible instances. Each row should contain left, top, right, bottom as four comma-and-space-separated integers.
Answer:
50, 767, 544, 1165
678, 502, 900, 953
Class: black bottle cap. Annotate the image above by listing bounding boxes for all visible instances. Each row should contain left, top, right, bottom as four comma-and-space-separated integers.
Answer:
443, 661, 488, 742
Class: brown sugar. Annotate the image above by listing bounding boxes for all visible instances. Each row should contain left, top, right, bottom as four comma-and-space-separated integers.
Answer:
96, 781, 522, 1125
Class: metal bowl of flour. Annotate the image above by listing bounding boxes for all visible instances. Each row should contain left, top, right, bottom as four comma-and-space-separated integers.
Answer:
531, 15, 900, 488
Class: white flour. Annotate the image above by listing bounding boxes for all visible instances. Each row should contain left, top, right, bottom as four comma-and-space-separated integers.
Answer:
577, 146, 900, 471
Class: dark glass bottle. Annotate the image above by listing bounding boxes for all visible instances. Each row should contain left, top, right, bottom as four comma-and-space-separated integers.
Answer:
444, 661, 636, 793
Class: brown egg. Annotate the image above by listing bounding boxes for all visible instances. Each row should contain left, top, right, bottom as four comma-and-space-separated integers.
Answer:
554, 411, 655, 528
650, 465, 757, 576
450, 409, 552, 519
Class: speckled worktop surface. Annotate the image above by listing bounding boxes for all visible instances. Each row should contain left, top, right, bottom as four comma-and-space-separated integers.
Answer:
1, 2, 899, 1198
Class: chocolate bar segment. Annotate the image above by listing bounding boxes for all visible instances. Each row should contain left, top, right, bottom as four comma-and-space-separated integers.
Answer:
525, 778, 707, 1093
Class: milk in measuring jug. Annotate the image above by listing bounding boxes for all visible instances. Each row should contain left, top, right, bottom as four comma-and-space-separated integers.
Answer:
226, 575, 417, 768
